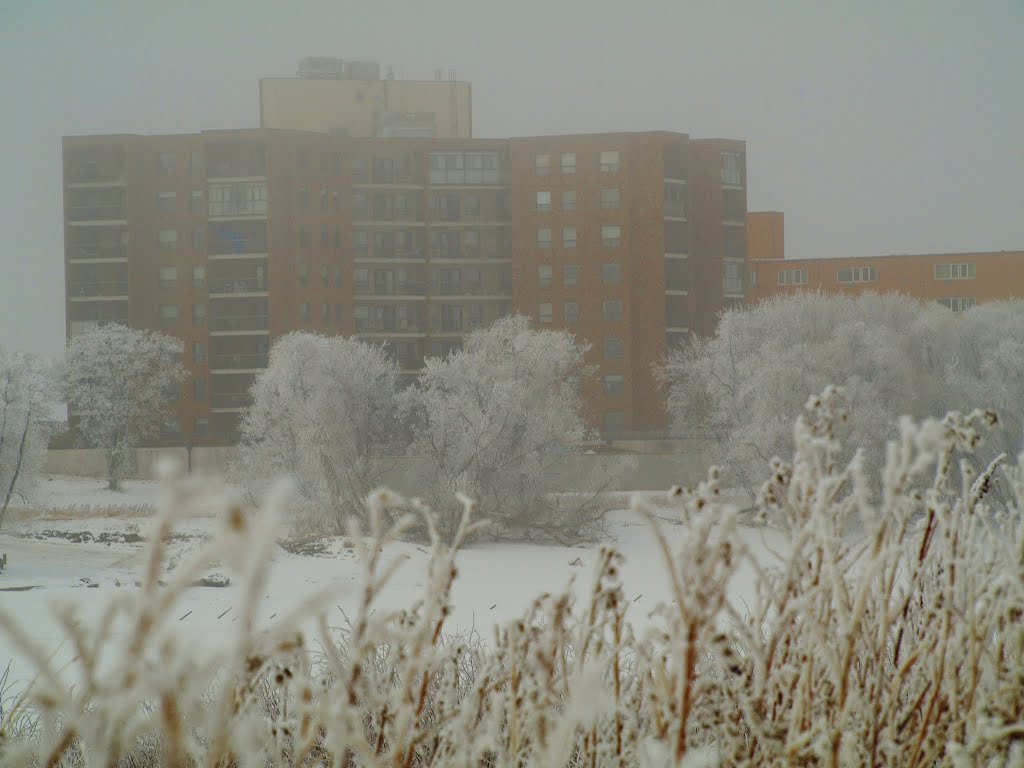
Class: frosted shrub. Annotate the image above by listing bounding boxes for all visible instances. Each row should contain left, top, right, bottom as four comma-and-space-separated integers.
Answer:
1, 390, 1022, 766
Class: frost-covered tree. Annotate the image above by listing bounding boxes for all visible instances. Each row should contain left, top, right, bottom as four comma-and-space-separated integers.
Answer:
405, 315, 599, 542
0, 349, 58, 528
663, 292, 1024, 497
64, 325, 185, 490
234, 332, 405, 532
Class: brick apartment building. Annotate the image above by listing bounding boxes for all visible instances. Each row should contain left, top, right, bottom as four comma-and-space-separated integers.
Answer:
63, 62, 748, 445
746, 211, 1024, 311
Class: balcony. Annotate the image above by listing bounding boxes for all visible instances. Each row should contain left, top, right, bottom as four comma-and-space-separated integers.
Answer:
210, 353, 268, 371
208, 181, 267, 219
67, 204, 127, 224
68, 281, 129, 300
211, 392, 252, 411
68, 242, 127, 262
354, 281, 427, 297
66, 147, 126, 186
208, 315, 269, 333
208, 225, 268, 257
205, 141, 266, 179
208, 278, 267, 295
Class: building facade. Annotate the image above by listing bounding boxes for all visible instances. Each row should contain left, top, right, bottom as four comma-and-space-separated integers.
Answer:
63, 129, 747, 445
746, 213, 1024, 311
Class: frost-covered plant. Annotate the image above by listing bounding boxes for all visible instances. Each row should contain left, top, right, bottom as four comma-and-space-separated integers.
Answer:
663, 292, 1024, 499
1, 389, 1021, 766
405, 314, 602, 542
0, 348, 58, 528
234, 332, 405, 533
64, 325, 185, 490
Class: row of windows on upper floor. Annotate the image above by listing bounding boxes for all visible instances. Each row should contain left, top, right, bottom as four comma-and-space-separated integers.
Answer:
776, 262, 977, 286
534, 151, 619, 175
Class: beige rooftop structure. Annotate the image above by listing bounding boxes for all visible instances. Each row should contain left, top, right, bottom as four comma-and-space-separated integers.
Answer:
260, 58, 472, 139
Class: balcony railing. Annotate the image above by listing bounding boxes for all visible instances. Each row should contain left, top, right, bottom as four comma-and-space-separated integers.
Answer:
69, 243, 127, 260
208, 237, 268, 256
208, 278, 266, 294
355, 322, 426, 334
67, 205, 126, 222
210, 353, 268, 370
354, 282, 427, 297
208, 315, 269, 332
67, 165, 126, 184
664, 203, 687, 219
208, 199, 267, 218
211, 393, 252, 410
68, 281, 129, 298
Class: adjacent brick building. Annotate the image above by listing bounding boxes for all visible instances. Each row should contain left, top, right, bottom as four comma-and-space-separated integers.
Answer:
746, 212, 1024, 311
63, 67, 748, 445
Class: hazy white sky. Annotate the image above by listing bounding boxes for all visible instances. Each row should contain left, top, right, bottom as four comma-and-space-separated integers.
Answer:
1, 1, 1021, 359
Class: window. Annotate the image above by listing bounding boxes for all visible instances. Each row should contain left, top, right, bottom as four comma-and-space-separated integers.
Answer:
603, 374, 625, 396
192, 303, 206, 326
563, 265, 579, 286
334, 266, 342, 287
318, 264, 327, 287
207, 181, 266, 216
333, 191, 341, 213
298, 263, 309, 287
158, 152, 176, 174
534, 153, 551, 176
724, 261, 744, 296
190, 151, 203, 175
335, 303, 343, 325
159, 266, 177, 288
665, 259, 689, 292
191, 190, 203, 214
778, 268, 808, 286
561, 190, 577, 211
464, 194, 480, 217
352, 193, 369, 217
352, 231, 368, 253
538, 302, 553, 324
600, 150, 620, 172
602, 263, 621, 285
192, 341, 205, 365
157, 191, 176, 212
564, 301, 579, 324
934, 262, 976, 280
299, 225, 310, 248
664, 182, 686, 218
320, 188, 329, 212
297, 148, 309, 171
354, 268, 369, 290
749, 270, 758, 288
603, 299, 623, 322
321, 224, 329, 247
601, 225, 621, 247
333, 225, 341, 249
600, 188, 620, 210
536, 191, 552, 212
159, 229, 177, 250
537, 228, 552, 249
604, 336, 624, 359
561, 152, 576, 174
603, 411, 625, 433
428, 151, 506, 185
837, 266, 877, 283
937, 297, 976, 312
192, 227, 204, 249
162, 417, 180, 435
351, 157, 368, 181
538, 265, 553, 288
562, 226, 577, 249
321, 303, 329, 322
723, 227, 745, 259
354, 305, 369, 331
159, 304, 178, 327
193, 416, 208, 436
299, 301, 311, 323
192, 266, 205, 288
721, 151, 743, 186
297, 187, 308, 209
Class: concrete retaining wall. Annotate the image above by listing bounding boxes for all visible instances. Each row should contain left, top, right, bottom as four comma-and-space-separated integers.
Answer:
46, 444, 713, 493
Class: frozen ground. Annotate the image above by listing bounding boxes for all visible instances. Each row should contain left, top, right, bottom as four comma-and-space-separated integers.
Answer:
0, 476, 788, 692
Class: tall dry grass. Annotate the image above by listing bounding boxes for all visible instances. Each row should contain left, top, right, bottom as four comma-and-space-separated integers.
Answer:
0, 389, 1021, 767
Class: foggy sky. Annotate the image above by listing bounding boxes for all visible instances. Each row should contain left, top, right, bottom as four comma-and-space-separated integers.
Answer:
1, 0, 1021, 360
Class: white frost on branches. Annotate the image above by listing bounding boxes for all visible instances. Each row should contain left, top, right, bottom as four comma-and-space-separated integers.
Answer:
234, 332, 404, 532
64, 325, 185, 490
0, 349, 57, 528
405, 315, 599, 542
663, 292, 1024, 498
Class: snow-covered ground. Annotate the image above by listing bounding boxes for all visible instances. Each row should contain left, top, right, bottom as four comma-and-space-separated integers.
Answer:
0, 475, 787, 692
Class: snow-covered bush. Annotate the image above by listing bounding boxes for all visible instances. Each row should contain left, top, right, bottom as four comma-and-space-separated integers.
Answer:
663, 292, 1024, 499
1, 390, 1022, 766
404, 315, 603, 542
0, 349, 58, 528
234, 332, 406, 533
64, 325, 185, 490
